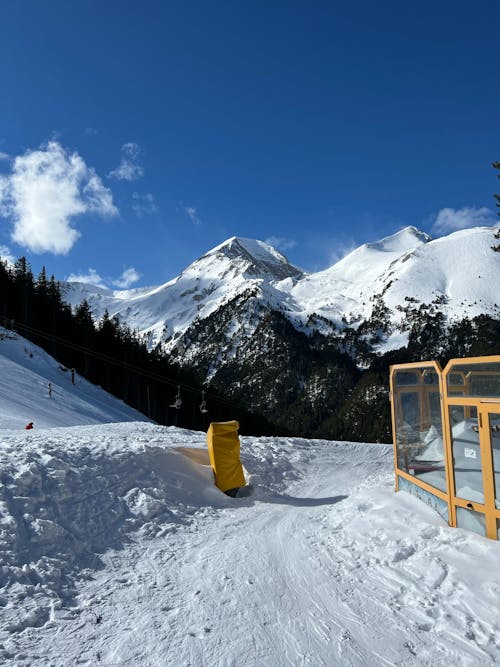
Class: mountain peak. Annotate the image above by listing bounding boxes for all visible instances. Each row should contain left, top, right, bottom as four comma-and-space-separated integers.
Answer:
202, 236, 304, 281
365, 226, 431, 253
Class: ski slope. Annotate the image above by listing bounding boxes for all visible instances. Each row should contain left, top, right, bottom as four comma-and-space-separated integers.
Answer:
0, 327, 149, 429
1, 421, 499, 666
1, 328, 499, 665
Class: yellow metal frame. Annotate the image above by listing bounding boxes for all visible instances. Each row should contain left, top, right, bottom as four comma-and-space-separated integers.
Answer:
390, 355, 500, 540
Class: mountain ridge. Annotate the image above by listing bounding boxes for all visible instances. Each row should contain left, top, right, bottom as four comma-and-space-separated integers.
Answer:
63, 224, 500, 359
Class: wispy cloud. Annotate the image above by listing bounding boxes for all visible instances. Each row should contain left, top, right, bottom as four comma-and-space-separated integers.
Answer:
265, 236, 297, 252
66, 268, 106, 288
84, 127, 98, 136
0, 151, 10, 161
180, 203, 201, 225
67, 266, 141, 289
0, 244, 15, 266
112, 267, 141, 288
0, 141, 117, 255
132, 192, 158, 217
328, 240, 358, 265
109, 142, 144, 181
432, 206, 496, 234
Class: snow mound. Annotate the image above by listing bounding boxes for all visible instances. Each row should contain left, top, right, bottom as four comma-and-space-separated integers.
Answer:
0, 422, 227, 641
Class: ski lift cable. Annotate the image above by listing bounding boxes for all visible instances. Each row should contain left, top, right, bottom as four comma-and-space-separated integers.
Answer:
0, 316, 241, 411
4, 317, 230, 405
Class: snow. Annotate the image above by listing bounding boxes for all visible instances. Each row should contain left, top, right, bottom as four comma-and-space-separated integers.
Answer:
1, 424, 500, 666
0, 328, 150, 429
206, 236, 295, 268
62, 225, 500, 359
1, 331, 500, 665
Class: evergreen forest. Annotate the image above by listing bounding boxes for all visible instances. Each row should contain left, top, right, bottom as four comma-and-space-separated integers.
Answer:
1, 255, 499, 443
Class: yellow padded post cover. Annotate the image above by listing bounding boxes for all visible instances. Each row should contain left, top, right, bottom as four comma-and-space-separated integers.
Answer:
206, 420, 246, 493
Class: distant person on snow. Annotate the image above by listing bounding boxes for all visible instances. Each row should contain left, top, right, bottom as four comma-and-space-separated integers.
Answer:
25, 422, 34, 430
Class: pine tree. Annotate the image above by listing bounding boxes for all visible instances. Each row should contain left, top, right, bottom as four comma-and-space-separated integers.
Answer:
12, 257, 34, 326
493, 161, 500, 251
0, 258, 12, 321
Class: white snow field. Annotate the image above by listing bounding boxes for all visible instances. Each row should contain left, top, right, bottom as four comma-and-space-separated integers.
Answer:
1, 328, 500, 666
1, 422, 500, 667
0, 327, 149, 429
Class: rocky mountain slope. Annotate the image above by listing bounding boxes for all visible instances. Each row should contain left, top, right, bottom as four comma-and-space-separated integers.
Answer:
65, 225, 500, 357
63, 225, 500, 438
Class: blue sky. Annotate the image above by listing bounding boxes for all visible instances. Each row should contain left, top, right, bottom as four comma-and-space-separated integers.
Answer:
0, 0, 498, 288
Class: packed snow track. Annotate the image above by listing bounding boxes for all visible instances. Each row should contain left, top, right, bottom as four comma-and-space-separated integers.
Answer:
0, 422, 499, 666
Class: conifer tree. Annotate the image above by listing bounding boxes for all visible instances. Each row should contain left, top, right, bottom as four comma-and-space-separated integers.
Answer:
12, 257, 34, 326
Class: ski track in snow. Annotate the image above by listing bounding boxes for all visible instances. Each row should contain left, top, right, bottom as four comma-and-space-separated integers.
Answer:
1, 423, 499, 666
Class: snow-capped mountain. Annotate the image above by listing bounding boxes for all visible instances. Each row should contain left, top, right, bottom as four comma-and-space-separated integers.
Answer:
65, 236, 304, 349
60, 224, 499, 439
64, 225, 500, 355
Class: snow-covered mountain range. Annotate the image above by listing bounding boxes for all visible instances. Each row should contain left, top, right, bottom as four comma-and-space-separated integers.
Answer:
64, 225, 500, 360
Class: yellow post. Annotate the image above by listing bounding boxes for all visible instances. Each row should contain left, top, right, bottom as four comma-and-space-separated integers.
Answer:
206, 420, 246, 494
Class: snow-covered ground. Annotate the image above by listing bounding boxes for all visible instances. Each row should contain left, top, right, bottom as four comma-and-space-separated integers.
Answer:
1, 327, 500, 666
0, 328, 149, 429
1, 422, 499, 666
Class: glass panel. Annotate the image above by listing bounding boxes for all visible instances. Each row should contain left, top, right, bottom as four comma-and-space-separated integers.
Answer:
446, 362, 500, 398
423, 370, 439, 385
394, 370, 419, 386
456, 506, 486, 537
449, 405, 483, 503
429, 391, 441, 424
394, 368, 446, 492
398, 477, 449, 523
489, 412, 500, 509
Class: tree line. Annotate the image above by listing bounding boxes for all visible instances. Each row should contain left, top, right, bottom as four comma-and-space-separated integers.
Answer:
0, 257, 280, 436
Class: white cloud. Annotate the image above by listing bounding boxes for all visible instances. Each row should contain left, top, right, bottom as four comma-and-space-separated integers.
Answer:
132, 192, 158, 217
432, 206, 496, 234
109, 142, 144, 181
66, 268, 106, 288
0, 141, 117, 255
180, 204, 201, 225
265, 236, 297, 252
0, 244, 15, 266
112, 267, 141, 288
67, 266, 141, 289
328, 240, 358, 266
0, 151, 10, 161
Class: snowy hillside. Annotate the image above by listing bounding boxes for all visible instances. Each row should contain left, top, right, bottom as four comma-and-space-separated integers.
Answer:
64, 225, 500, 356
64, 236, 304, 349
55, 225, 500, 441
290, 226, 432, 323
0, 327, 149, 428
1, 420, 499, 666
